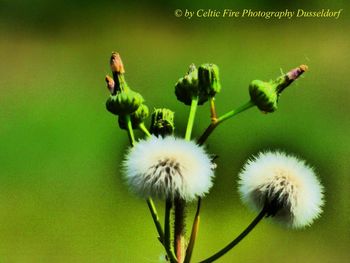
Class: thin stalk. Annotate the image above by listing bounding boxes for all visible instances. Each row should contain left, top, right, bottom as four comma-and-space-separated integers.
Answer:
174, 197, 186, 263
165, 199, 178, 263
125, 114, 136, 146
216, 100, 254, 124
146, 198, 165, 245
123, 112, 166, 260
199, 209, 266, 263
184, 198, 201, 263
209, 97, 218, 122
197, 100, 254, 146
185, 96, 199, 141
197, 122, 219, 146
139, 122, 151, 137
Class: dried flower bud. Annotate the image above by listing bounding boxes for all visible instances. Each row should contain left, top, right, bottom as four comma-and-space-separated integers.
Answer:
110, 52, 125, 74
106, 90, 144, 115
249, 65, 308, 113
108, 52, 131, 93
105, 75, 115, 95
150, 108, 175, 136
198, 63, 221, 97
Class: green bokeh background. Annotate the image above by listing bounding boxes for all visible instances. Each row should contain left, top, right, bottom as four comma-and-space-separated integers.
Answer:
1, 1, 349, 262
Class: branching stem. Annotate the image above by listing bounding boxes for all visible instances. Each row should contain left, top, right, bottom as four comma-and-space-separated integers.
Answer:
125, 115, 136, 146
197, 100, 254, 145
139, 122, 151, 137
199, 209, 266, 263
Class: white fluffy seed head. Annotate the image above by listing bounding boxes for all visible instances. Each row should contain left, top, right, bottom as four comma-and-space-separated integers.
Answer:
123, 136, 215, 201
238, 151, 324, 228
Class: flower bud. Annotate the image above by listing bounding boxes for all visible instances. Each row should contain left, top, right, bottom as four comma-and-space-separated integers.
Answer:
198, 63, 221, 97
150, 108, 175, 136
175, 64, 209, 106
249, 65, 308, 113
118, 104, 149, 129
110, 52, 125, 74
109, 52, 130, 93
105, 75, 115, 95
249, 80, 278, 112
106, 90, 144, 115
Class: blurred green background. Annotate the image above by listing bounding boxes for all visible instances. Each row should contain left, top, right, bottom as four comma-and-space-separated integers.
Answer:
0, 0, 349, 262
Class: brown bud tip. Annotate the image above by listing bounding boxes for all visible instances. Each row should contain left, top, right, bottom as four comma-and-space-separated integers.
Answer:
110, 52, 125, 74
105, 75, 115, 94
299, 64, 308, 72
287, 64, 308, 80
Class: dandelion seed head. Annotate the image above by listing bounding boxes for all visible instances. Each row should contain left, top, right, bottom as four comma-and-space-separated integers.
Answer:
123, 136, 215, 201
238, 151, 324, 228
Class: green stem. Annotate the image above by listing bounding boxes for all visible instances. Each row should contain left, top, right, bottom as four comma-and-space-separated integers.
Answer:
174, 197, 186, 263
139, 122, 151, 137
185, 96, 199, 141
216, 100, 254, 124
125, 114, 136, 146
165, 199, 178, 263
199, 209, 266, 263
146, 198, 165, 245
184, 198, 201, 263
197, 100, 254, 145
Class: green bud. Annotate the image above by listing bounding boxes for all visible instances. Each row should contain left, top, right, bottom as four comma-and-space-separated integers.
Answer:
106, 90, 144, 115
118, 104, 149, 129
198, 63, 221, 97
150, 108, 175, 136
249, 65, 308, 113
175, 64, 209, 106
249, 80, 278, 112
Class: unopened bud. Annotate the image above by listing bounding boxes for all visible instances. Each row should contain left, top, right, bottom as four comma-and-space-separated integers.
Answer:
175, 64, 209, 106
198, 63, 221, 97
249, 65, 308, 113
106, 90, 144, 115
249, 80, 278, 112
150, 108, 175, 136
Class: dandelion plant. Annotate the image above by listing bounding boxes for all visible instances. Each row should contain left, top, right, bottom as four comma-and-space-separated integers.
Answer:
103, 52, 324, 263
